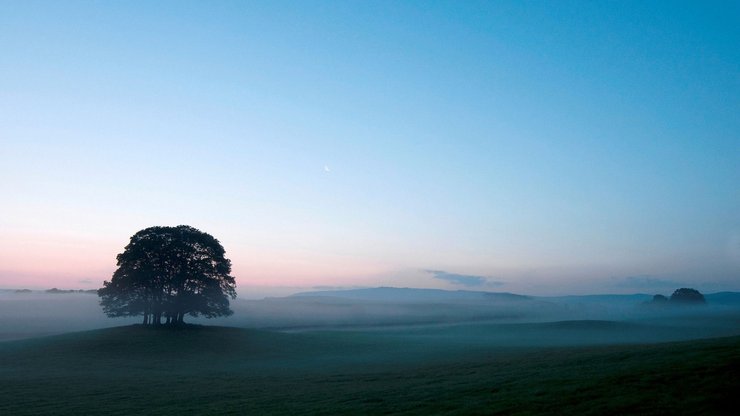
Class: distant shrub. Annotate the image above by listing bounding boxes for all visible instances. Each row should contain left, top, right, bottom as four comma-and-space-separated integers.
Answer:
669, 288, 706, 305
642, 294, 669, 307
643, 290, 706, 307
652, 294, 668, 303
44, 288, 97, 294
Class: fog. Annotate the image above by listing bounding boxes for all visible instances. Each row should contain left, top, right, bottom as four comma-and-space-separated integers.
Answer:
2, 288, 739, 346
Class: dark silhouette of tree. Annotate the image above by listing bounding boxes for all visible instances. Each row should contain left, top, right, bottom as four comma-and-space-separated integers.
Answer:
98, 225, 236, 325
652, 294, 669, 303
669, 288, 706, 304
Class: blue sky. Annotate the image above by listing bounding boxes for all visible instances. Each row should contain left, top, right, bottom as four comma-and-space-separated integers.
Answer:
1, 1, 738, 296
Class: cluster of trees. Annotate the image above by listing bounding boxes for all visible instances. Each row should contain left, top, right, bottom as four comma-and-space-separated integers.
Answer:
647, 288, 706, 306
14, 288, 96, 294
46, 288, 97, 294
98, 225, 236, 325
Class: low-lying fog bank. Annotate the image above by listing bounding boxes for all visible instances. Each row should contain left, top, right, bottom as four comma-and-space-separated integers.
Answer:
2, 288, 739, 344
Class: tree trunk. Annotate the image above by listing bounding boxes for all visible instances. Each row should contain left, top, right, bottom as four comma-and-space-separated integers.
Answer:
142, 314, 149, 325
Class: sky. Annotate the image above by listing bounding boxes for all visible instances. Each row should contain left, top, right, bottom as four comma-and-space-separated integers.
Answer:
1, 1, 738, 297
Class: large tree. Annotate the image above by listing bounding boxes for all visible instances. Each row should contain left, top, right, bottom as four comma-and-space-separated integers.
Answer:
98, 225, 237, 325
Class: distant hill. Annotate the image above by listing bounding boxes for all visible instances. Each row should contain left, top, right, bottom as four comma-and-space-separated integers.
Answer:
291, 287, 531, 302
292, 288, 740, 305
544, 294, 654, 304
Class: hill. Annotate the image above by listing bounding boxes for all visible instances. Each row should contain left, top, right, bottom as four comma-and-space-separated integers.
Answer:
293, 287, 740, 305
292, 286, 532, 302
1, 325, 739, 415
544, 293, 654, 304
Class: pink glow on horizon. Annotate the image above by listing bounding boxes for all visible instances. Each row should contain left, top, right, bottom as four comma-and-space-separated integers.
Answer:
0, 231, 396, 290
0, 233, 116, 289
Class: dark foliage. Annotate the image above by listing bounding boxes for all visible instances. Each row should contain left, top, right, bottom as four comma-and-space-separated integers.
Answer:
98, 225, 236, 325
670, 288, 706, 304
46, 288, 97, 294
644, 290, 707, 307
652, 294, 668, 303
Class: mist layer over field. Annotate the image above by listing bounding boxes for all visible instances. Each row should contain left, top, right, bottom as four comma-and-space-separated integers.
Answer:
3, 288, 739, 346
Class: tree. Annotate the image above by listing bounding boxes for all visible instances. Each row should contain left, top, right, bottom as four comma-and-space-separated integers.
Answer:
669, 288, 706, 305
98, 225, 237, 325
652, 294, 668, 303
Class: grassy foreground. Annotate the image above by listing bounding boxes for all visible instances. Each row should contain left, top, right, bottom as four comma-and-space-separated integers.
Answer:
1, 325, 739, 415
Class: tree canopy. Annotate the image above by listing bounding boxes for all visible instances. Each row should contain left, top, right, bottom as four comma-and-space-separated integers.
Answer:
98, 225, 237, 325
645, 288, 707, 307
669, 288, 706, 304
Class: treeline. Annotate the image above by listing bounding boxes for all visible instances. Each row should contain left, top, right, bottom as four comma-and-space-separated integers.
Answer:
645, 288, 707, 306
47, 288, 98, 294
12, 288, 97, 294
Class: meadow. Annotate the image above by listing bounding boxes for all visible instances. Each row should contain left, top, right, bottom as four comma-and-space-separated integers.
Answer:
1, 323, 739, 414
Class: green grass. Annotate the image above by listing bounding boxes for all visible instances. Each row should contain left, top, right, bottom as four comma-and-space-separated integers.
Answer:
1, 324, 739, 415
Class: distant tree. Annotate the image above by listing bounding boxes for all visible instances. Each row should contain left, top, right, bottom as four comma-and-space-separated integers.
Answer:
98, 225, 237, 325
642, 293, 669, 307
669, 288, 706, 305
652, 294, 668, 303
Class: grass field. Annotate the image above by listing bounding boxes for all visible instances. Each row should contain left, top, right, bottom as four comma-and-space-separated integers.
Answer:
1, 323, 739, 415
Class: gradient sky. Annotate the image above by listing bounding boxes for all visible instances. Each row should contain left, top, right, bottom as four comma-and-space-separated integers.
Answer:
1, 1, 738, 297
